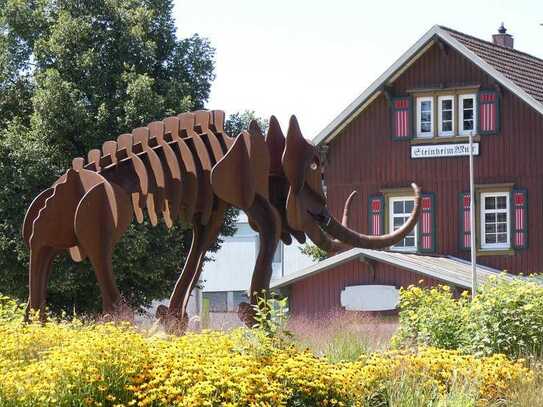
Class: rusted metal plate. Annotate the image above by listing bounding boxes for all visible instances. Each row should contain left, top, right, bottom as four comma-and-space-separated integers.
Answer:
133, 126, 166, 226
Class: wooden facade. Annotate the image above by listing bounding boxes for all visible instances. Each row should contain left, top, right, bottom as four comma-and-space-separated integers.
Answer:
285, 30, 543, 316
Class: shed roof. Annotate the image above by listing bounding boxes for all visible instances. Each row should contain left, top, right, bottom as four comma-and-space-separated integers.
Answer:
271, 248, 525, 289
314, 25, 543, 146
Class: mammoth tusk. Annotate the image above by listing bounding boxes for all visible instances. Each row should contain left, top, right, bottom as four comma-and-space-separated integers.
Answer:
304, 222, 351, 253
342, 190, 358, 227
309, 183, 422, 250
302, 191, 358, 254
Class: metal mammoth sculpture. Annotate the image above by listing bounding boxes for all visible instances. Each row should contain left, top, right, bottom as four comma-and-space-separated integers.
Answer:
23, 109, 421, 330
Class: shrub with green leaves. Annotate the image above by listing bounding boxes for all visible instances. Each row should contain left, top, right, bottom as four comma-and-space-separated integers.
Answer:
467, 277, 543, 358
394, 277, 543, 359
392, 284, 469, 350
0, 294, 25, 323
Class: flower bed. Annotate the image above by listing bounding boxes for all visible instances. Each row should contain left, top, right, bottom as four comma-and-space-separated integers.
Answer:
0, 318, 534, 406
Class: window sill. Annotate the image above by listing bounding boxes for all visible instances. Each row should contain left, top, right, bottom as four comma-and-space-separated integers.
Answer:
410, 135, 480, 145
476, 248, 514, 257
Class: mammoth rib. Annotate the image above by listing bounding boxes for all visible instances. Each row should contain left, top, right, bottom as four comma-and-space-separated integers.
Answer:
149, 121, 182, 227
311, 183, 422, 250
164, 116, 199, 223
116, 133, 147, 223
183, 136, 214, 225
133, 127, 166, 226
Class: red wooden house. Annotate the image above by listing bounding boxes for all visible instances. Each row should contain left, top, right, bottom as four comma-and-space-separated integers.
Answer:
272, 24, 543, 317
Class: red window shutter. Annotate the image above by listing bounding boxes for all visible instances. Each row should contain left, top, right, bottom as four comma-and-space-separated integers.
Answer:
477, 90, 499, 135
391, 97, 412, 140
511, 189, 528, 250
459, 192, 471, 250
418, 193, 435, 253
368, 195, 384, 236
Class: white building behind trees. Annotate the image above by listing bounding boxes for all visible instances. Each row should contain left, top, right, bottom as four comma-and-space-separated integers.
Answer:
199, 213, 314, 313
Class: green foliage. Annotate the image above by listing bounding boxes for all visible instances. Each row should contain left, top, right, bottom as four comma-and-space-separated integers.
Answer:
251, 290, 291, 343
322, 331, 370, 363
393, 285, 469, 350
0, 294, 25, 323
299, 242, 327, 262
467, 277, 543, 358
393, 277, 543, 359
0, 0, 236, 314
382, 373, 478, 407
225, 110, 269, 137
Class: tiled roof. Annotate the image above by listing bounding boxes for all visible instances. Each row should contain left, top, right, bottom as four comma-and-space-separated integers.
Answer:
441, 26, 543, 104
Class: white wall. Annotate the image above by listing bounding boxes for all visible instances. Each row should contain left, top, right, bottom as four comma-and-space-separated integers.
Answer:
201, 213, 315, 293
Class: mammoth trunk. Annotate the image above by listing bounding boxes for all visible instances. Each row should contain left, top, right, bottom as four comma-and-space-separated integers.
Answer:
310, 183, 422, 250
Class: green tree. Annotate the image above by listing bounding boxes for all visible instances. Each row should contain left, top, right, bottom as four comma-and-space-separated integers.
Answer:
225, 110, 269, 136
0, 0, 237, 314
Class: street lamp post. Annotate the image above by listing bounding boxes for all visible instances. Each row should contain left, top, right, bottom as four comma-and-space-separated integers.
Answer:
469, 130, 477, 298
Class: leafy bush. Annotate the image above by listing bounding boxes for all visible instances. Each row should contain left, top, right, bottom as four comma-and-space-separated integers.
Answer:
0, 312, 534, 406
467, 277, 543, 358
393, 284, 469, 350
251, 291, 291, 340
394, 277, 543, 359
0, 294, 25, 323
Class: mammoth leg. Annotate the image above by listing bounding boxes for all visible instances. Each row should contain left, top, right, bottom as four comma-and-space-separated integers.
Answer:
86, 243, 120, 314
159, 201, 227, 333
239, 196, 281, 326
158, 222, 206, 332
74, 183, 123, 315
39, 248, 61, 317
26, 245, 59, 321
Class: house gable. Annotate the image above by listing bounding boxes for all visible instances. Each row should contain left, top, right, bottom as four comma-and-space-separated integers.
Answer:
323, 38, 543, 275
314, 25, 543, 146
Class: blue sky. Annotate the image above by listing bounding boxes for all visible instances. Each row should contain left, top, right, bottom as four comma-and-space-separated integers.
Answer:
173, 0, 543, 138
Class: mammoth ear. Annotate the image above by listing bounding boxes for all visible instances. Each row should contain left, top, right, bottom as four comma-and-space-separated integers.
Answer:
266, 115, 285, 176
211, 131, 270, 210
282, 115, 312, 193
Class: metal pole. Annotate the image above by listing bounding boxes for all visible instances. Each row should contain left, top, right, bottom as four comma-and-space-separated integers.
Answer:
469, 131, 477, 298
281, 243, 285, 278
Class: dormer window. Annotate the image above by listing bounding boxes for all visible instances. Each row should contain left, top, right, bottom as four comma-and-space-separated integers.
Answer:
392, 88, 498, 141
459, 94, 476, 135
438, 96, 455, 136
414, 91, 480, 139
416, 97, 433, 138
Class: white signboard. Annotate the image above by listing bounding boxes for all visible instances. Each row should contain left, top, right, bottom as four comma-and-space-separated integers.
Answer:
411, 143, 479, 159
340, 285, 399, 311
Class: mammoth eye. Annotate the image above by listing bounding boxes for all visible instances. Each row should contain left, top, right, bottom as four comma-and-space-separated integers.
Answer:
310, 162, 318, 171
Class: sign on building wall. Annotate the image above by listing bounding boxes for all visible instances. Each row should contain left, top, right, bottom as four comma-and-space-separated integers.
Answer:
411, 143, 479, 159
340, 285, 399, 311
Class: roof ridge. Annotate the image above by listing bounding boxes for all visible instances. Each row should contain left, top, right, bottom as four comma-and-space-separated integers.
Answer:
438, 25, 543, 65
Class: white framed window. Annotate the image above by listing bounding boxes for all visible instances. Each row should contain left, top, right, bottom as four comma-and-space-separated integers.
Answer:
459, 94, 476, 135
438, 96, 454, 136
389, 197, 417, 252
480, 192, 510, 250
416, 97, 433, 138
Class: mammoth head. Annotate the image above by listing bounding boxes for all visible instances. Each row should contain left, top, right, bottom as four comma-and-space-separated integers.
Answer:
281, 116, 326, 233
275, 115, 422, 253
